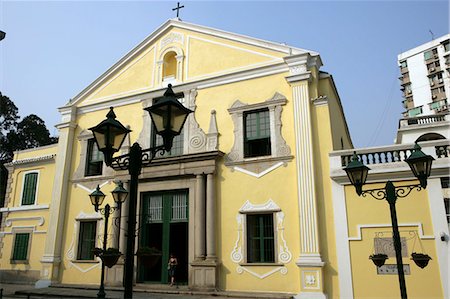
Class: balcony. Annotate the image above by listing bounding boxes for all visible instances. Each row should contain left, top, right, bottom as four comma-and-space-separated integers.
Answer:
429, 99, 448, 112
402, 98, 414, 110
401, 114, 448, 126
400, 74, 411, 85
330, 139, 450, 183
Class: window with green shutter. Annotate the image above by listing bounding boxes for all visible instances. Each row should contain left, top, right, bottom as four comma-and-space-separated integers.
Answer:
12, 233, 30, 261
21, 172, 38, 205
246, 214, 275, 263
77, 221, 97, 260
244, 109, 271, 158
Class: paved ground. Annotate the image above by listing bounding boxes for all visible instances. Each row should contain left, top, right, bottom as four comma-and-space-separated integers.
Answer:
0, 283, 294, 299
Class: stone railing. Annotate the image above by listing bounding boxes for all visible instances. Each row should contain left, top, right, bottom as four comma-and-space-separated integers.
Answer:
399, 114, 449, 128
331, 140, 450, 168
339, 146, 413, 167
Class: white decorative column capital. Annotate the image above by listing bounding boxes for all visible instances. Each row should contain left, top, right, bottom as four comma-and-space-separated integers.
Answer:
284, 53, 322, 84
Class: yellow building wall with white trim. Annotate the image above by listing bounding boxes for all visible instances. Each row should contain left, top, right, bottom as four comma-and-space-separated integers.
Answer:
6, 21, 446, 299
345, 182, 443, 298
0, 145, 57, 275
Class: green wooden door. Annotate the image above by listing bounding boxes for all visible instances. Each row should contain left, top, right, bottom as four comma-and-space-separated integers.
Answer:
138, 190, 188, 283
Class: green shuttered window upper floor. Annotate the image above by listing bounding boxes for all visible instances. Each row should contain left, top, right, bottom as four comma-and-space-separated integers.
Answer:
21, 172, 38, 205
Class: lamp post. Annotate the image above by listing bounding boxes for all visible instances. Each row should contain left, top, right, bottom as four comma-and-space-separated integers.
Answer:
89, 84, 192, 299
89, 183, 128, 298
344, 143, 434, 299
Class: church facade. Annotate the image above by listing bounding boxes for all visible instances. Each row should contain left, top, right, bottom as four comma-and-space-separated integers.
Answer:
0, 19, 448, 299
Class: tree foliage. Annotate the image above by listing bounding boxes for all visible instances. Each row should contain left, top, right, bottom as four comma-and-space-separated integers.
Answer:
0, 93, 57, 162
0, 92, 58, 207
0, 92, 19, 133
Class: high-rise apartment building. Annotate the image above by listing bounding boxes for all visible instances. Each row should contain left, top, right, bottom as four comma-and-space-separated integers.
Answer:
398, 34, 450, 117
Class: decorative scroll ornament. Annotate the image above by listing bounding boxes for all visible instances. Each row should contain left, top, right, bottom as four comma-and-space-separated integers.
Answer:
225, 93, 292, 178
160, 32, 184, 49
231, 199, 292, 279
230, 214, 244, 263
277, 212, 292, 263
361, 184, 422, 201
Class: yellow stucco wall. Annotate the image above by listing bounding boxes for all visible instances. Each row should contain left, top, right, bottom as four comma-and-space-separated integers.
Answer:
345, 183, 443, 298
0, 145, 57, 271
0, 22, 361, 298
48, 27, 349, 295
310, 100, 340, 297
78, 27, 285, 107
318, 77, 353, 150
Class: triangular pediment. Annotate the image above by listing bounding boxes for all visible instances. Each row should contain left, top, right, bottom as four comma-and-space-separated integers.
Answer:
68, 19, 316, 108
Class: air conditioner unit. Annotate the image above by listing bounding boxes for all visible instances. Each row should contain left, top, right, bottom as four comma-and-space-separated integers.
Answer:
432, 94, 437, 99
430, 68, 435, 72
431, 82, 435, 86
439, 78, 443, 83
407, 90, 412, 94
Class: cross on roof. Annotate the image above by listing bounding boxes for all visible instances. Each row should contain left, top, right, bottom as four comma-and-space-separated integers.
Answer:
172, 2, 184, 18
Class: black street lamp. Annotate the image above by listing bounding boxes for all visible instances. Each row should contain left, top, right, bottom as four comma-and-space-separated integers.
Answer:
89, 84, 192, 299
344, 143, 434, 299
89, 183, 128, 298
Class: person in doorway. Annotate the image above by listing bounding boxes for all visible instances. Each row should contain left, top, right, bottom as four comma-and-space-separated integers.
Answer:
168, 253, 178, 286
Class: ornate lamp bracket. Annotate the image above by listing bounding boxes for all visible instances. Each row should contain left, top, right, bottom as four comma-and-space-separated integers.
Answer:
361, 183, 423, 202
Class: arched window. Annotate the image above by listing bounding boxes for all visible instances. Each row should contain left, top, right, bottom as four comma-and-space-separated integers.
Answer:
415, 133, 446, 142
163, 51, 177, 81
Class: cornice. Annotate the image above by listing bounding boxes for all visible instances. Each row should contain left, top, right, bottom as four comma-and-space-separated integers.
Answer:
55, 122, 77, 130
312, 95, 329, 106
5, 154, 56, 167
75, 62, 289, 116
286, 72, 312, 83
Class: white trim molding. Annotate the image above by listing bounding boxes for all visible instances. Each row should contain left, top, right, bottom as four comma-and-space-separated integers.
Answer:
331, 181, 353, 299
185, 35, 281, 81
231, 199, 292, 279
0, 204, 49, 212
5, 216, 45, 227
5, 154, 56, 166
236, 266, 288, 279
348, 223, 435, 241
225, 92, 292, 178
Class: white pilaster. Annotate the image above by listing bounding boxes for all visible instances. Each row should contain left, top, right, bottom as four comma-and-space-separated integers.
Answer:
290, 76, 323, 265
195, 174, 206, 260
285, 53, 325, 298
37, 107, 77, 287
331, 180, 354, 298
427, 178, 449, 299
206, 173, 216, 260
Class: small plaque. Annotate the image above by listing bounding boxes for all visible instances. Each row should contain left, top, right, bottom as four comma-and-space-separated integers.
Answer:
374, 237, 408, 257
377, 264, 410, 275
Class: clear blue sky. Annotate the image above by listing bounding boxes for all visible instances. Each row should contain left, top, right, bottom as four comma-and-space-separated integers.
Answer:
1, 1, 448, 147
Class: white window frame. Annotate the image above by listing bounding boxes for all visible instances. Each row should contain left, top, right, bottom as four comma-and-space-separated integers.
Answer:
226, 92, 292, 167
73, 213, 102, 263
244, 212, 277, 264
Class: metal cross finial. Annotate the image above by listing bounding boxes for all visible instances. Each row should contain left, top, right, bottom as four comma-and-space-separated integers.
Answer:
172, 2, 184, 18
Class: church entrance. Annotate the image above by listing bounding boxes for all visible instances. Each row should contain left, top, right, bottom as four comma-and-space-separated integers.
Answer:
137, 190, 189, 284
